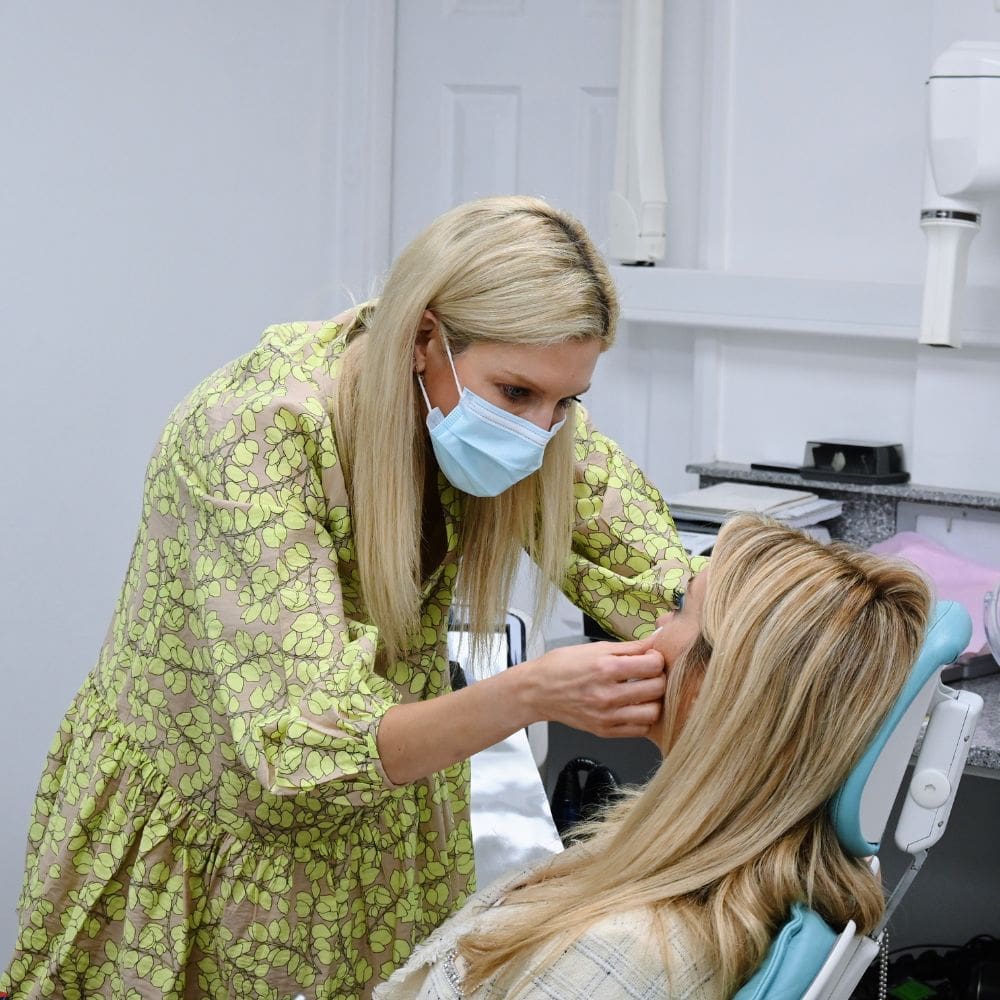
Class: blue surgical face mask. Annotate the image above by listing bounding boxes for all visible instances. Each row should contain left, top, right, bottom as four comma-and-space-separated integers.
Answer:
417, 335, 565, 498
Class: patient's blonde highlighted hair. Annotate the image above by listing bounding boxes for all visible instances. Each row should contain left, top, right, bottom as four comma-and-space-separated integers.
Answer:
335, 196, 618, 661
460, 515, 931, 996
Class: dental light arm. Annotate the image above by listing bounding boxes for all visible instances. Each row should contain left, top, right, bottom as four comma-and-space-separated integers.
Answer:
919, 41, 1000, 348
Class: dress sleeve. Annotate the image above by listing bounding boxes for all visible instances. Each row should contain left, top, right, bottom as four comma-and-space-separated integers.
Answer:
186, 389, 402, 809
561, 406, 708, 641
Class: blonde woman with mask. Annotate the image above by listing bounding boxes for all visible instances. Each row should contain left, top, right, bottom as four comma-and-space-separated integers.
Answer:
3, 196, 704, 1000
376, 514, 933, 1000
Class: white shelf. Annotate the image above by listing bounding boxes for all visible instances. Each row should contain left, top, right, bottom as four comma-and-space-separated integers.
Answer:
611, 266, 1000, 348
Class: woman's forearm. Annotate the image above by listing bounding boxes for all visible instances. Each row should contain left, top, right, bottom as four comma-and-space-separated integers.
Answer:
377, 667, 535, 785
376, 637, 666, 785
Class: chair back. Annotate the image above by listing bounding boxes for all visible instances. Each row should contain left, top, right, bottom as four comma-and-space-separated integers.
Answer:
829, 599, 970, 856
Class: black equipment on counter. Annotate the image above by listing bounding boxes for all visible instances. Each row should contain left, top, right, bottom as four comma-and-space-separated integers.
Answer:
752, 439, 910, 485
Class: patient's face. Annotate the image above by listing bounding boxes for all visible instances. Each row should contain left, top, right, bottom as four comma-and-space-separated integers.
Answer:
652, 567, 708, 669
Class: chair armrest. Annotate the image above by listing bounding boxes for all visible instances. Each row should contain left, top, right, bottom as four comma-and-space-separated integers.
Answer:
895, 686, 984, 854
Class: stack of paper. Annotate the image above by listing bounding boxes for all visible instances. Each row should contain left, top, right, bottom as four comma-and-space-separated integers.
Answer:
770, 496, 845, 528
677, 529, 719, 556
668, 482, 842, 528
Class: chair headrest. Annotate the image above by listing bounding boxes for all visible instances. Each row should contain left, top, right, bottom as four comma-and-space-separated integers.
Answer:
731, 904, 838, 1000
828, 600, 972, 857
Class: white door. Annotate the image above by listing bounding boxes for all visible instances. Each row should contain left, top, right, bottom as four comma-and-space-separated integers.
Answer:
390, 0, 621, 256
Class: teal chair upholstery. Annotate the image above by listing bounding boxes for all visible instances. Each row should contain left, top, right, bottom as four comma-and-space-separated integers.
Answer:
734, 906, 838, 1000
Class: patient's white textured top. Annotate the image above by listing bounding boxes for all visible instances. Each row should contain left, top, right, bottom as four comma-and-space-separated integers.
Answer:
375, 868, 718, 1000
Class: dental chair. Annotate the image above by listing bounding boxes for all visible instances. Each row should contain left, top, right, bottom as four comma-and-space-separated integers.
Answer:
734, 600, 984, 1000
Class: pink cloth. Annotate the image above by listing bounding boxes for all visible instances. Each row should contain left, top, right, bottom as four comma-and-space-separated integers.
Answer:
869, 532, 1000, 655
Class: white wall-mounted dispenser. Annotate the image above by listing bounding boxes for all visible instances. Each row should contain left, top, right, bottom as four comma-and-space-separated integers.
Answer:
609, 0, 667, 266
919, 40, 1000, 348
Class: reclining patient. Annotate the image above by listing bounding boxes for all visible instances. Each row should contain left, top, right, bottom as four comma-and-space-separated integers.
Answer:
375, 514, 932, 1000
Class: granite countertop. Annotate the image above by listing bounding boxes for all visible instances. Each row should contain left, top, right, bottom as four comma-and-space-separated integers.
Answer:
685, 461, 1000, 511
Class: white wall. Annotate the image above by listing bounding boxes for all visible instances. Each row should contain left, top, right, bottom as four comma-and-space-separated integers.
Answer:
0, 0, 392, 960
605, 0, 1000, 566
689, 0, 1000, 501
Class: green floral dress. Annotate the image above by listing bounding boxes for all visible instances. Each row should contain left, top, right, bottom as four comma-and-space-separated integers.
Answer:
2, 319, 703, 1000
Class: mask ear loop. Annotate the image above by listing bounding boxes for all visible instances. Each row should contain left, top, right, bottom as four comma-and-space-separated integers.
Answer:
416, 373, 433, 413
438, 326, 463, 393
416, 322, 463, 413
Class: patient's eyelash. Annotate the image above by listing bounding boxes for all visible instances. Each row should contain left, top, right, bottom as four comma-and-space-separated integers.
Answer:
559, 395, 583, 409
675, 591, 686, 611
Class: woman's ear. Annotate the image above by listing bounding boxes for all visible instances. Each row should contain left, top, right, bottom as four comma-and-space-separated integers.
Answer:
412, 310, 439, 374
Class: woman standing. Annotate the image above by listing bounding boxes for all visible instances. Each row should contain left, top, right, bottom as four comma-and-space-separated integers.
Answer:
2, 196, 702, 999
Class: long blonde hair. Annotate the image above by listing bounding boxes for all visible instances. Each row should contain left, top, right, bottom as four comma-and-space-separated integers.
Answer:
460, 515, 932, 996
335, 196, 618, 661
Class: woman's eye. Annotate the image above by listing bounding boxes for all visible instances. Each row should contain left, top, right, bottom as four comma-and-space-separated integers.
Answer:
557, 395, 582, 410
501, 384, 529, 401
675, 592, 685, 611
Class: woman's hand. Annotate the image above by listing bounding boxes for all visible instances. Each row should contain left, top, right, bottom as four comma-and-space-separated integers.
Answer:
514, 635, 666, 739
377, 635, 664, 785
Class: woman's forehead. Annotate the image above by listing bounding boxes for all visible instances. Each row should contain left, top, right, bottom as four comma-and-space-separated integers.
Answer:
463, 338, 600, 392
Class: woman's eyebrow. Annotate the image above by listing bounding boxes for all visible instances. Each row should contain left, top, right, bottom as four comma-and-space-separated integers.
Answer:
495, 369, 591, 396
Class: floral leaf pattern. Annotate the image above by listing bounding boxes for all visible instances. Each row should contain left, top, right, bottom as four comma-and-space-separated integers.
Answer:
564, 407, 708, 637
2, 322, 699, 999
